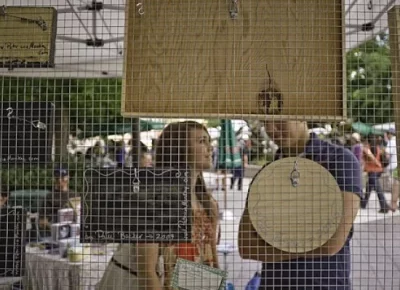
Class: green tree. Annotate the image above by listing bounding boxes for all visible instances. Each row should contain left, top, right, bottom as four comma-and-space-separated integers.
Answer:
206, 119, 221, 128
1, 77, 123, 139
68, 78, 123, 134
347, 34, 393, 124
1, 77, 75, 158
0, 77, 123, 191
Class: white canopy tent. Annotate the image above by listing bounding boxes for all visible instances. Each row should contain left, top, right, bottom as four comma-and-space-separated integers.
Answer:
1, 0, 125, 78
0, 0, 398, 79
346, 0, 398, 50
373, 122, 396, 131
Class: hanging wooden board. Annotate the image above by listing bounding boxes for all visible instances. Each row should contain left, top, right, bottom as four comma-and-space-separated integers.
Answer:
0, 6, 57, 68
388, 6, 400, 170
122, 0, 345, 120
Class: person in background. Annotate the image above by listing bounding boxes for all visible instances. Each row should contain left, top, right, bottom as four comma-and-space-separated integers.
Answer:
125, 141, 153, 167
212, 140, 228, 190
116, 141, 126, 167
238, 120, 361, 290
97, 121, 220, 290
384, 129, 399, 211
350, 133, 364, 188
39, 168, 76, 229
101, 145, 118, 168
361, 135, 390, 213
85, 141, 100, 163
139, 141, 153, 167
140, 151, 153, 167
215, 145, 228, 191
350, 133, 363, 165
0, 191, 9, 208
150, 138, 158, 160
211, 140, 220, 189
231, 138, 250, 191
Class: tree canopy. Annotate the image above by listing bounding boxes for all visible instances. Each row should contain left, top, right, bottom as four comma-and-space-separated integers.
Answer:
346, 34, 393, 125
1, 77, 123, 134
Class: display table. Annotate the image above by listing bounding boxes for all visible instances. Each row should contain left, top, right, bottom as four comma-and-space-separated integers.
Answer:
24, 244, 118, 290
0, 277, 22, 290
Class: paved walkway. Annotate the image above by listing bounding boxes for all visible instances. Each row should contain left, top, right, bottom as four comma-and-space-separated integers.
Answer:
203, 172, 400, 290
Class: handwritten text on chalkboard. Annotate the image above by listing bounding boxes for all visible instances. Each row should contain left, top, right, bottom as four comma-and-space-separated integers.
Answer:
0, 102, 54, 164
0, 207, 24, 277
81, 168, 191, 243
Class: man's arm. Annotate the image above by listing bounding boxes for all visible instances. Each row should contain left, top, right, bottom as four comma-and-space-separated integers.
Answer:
243, 153, 249, 168
238, 191, 360, 262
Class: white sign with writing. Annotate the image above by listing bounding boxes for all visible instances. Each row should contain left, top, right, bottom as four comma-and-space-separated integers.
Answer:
172, 259, 227, 290
0, 6, 57, 67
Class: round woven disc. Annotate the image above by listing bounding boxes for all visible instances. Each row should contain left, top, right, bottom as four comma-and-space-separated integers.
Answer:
248, 157, 343, 253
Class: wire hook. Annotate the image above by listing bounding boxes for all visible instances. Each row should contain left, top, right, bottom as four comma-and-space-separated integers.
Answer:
290, 160, 301, 187
136, 3, 144, 15
367, 0, 373, 10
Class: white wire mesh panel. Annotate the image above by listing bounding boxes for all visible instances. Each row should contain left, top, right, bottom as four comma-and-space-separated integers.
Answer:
0, 1, 398, 290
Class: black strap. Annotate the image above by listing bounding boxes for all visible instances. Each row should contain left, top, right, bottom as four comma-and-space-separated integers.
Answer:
111, 257, 163, 278
111, 257, 138, 276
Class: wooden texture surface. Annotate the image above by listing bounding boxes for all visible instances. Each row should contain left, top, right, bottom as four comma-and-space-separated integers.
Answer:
122, 0, 345, 119
0, 6, 56, 66
247, 157, 343, 253
388, 6, 400, 170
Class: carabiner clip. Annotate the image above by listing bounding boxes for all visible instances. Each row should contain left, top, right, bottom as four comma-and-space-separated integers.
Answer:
229, 0, 239, 19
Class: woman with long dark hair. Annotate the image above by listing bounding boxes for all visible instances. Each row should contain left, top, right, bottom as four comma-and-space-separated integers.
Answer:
97, 121, 220, 289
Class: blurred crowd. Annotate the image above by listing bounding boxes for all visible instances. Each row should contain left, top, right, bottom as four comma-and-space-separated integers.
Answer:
82, 139, 154, 168
330, 129, 399, 212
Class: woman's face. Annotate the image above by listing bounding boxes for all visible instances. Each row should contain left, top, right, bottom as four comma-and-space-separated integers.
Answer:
0, 195, 8, 207
140, 153, 153, 167
188, 128, 212, 171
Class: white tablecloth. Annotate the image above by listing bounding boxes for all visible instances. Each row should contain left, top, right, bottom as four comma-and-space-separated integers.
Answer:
0, 277, 22, 290
24, 244, 118, 290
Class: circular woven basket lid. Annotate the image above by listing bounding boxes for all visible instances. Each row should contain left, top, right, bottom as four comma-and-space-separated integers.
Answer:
248, 157, 343, 253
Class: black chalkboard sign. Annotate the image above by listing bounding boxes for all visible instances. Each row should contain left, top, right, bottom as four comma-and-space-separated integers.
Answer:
0, 102, 54, 163
0, 207, 25, 277
81, 168, 191, 243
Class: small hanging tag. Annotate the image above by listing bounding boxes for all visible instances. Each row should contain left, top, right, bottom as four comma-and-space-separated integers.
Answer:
132, 168, 141, 193
229, 0, 239, 19
171, 259, 227, 290
290, 160, 301, 187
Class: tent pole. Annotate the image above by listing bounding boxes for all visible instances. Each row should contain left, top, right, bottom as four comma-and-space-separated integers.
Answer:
224, 172, 228, 211
131, 118, 141, 167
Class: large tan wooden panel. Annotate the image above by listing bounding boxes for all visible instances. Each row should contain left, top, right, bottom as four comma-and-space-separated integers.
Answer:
122, 0, 345, 120
388, 6, 400, 170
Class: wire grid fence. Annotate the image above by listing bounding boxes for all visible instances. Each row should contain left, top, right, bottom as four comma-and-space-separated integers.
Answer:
0, 0, 399, 289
